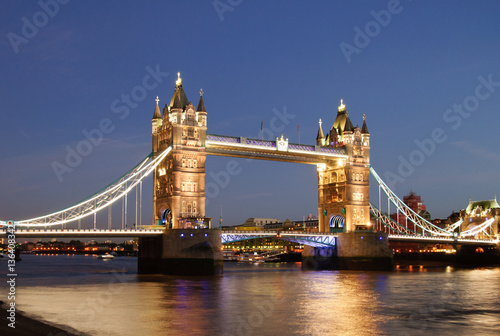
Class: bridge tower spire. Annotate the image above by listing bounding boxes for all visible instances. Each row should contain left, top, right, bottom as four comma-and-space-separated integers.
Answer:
151, 74, 210, 229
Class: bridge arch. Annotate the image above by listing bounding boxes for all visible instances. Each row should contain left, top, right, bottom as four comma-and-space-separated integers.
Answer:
329, 215, 345, 232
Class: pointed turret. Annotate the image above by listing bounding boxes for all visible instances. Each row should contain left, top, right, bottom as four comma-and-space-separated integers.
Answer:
152, 96, 162, 119
332, 99, 355, 135
316, 119, 325, 146
361, 114, 369, 134
171, 88, 182, 110
197, 89, 206, 112
152, 96, 163, 134
170, 72, 189, 110
344, 113, 354, 133
196, 89, 207, 127
178, 85, 189, 108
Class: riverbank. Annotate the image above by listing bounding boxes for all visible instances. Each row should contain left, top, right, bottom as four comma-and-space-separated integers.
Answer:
0, 301, 85, 336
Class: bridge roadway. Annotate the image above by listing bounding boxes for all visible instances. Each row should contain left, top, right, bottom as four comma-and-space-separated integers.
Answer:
5, 229, 498, 246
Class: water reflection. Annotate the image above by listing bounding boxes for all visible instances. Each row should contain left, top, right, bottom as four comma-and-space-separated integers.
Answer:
1, 255, 499, 336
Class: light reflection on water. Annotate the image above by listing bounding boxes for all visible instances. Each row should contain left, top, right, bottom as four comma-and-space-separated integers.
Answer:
1, 255, 499, 336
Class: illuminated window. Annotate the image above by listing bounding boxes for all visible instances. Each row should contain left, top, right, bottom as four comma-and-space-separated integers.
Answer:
182, 201, 186, 213
188, 159, 192, 168
181, 183, 185, 192
182, 159, 186, 167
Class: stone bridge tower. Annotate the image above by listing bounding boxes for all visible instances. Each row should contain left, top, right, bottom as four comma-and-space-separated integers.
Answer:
151, 73, 210, 229
316, 100, 370, 233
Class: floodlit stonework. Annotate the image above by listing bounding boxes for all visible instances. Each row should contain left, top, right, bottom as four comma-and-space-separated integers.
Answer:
316, 101, 370, 233
152, 73, 210, 229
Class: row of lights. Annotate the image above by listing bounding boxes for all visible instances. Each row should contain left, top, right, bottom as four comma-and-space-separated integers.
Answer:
33, 247, 76, 251
180, 233, 208, 237
393, 249, 456, 253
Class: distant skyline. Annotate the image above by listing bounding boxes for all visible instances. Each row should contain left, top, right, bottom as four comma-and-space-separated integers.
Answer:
2, 1, 500, 227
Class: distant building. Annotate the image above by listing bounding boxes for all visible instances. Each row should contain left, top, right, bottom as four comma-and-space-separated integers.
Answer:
227, 217, 319, 232
431, 211, 461, 229
390, 190, 431, 232
403, 190, 431, 220
243, 218, 280, 227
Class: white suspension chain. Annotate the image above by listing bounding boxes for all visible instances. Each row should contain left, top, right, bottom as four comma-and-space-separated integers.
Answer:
370, 168, 453, 236
12, 147, 171, 227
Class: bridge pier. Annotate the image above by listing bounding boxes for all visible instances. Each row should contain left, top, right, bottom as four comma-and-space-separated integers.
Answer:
454, 242, 500, 267
302, 232, 393, 271
302, 246, 338, 270
138, 229, 223, 276
336, 232, 393, 270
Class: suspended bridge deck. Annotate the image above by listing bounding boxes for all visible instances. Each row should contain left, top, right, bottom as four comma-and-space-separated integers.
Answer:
205, 134, 347, 164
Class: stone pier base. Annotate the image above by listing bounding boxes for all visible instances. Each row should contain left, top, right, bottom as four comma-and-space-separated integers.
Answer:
302, 232, 393, 271
302, 246, 337, 270
337, 232, 393, 271
138, 229, 223, 276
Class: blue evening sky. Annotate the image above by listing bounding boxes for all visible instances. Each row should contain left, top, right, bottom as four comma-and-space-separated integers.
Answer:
1, 0, 500, 227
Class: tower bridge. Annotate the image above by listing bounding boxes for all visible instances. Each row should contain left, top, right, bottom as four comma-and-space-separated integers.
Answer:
3, 73, 499, 274
151, 74, 371, 235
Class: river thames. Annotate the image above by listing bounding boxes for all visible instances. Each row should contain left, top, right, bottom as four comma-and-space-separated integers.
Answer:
1, 254, 499, 336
